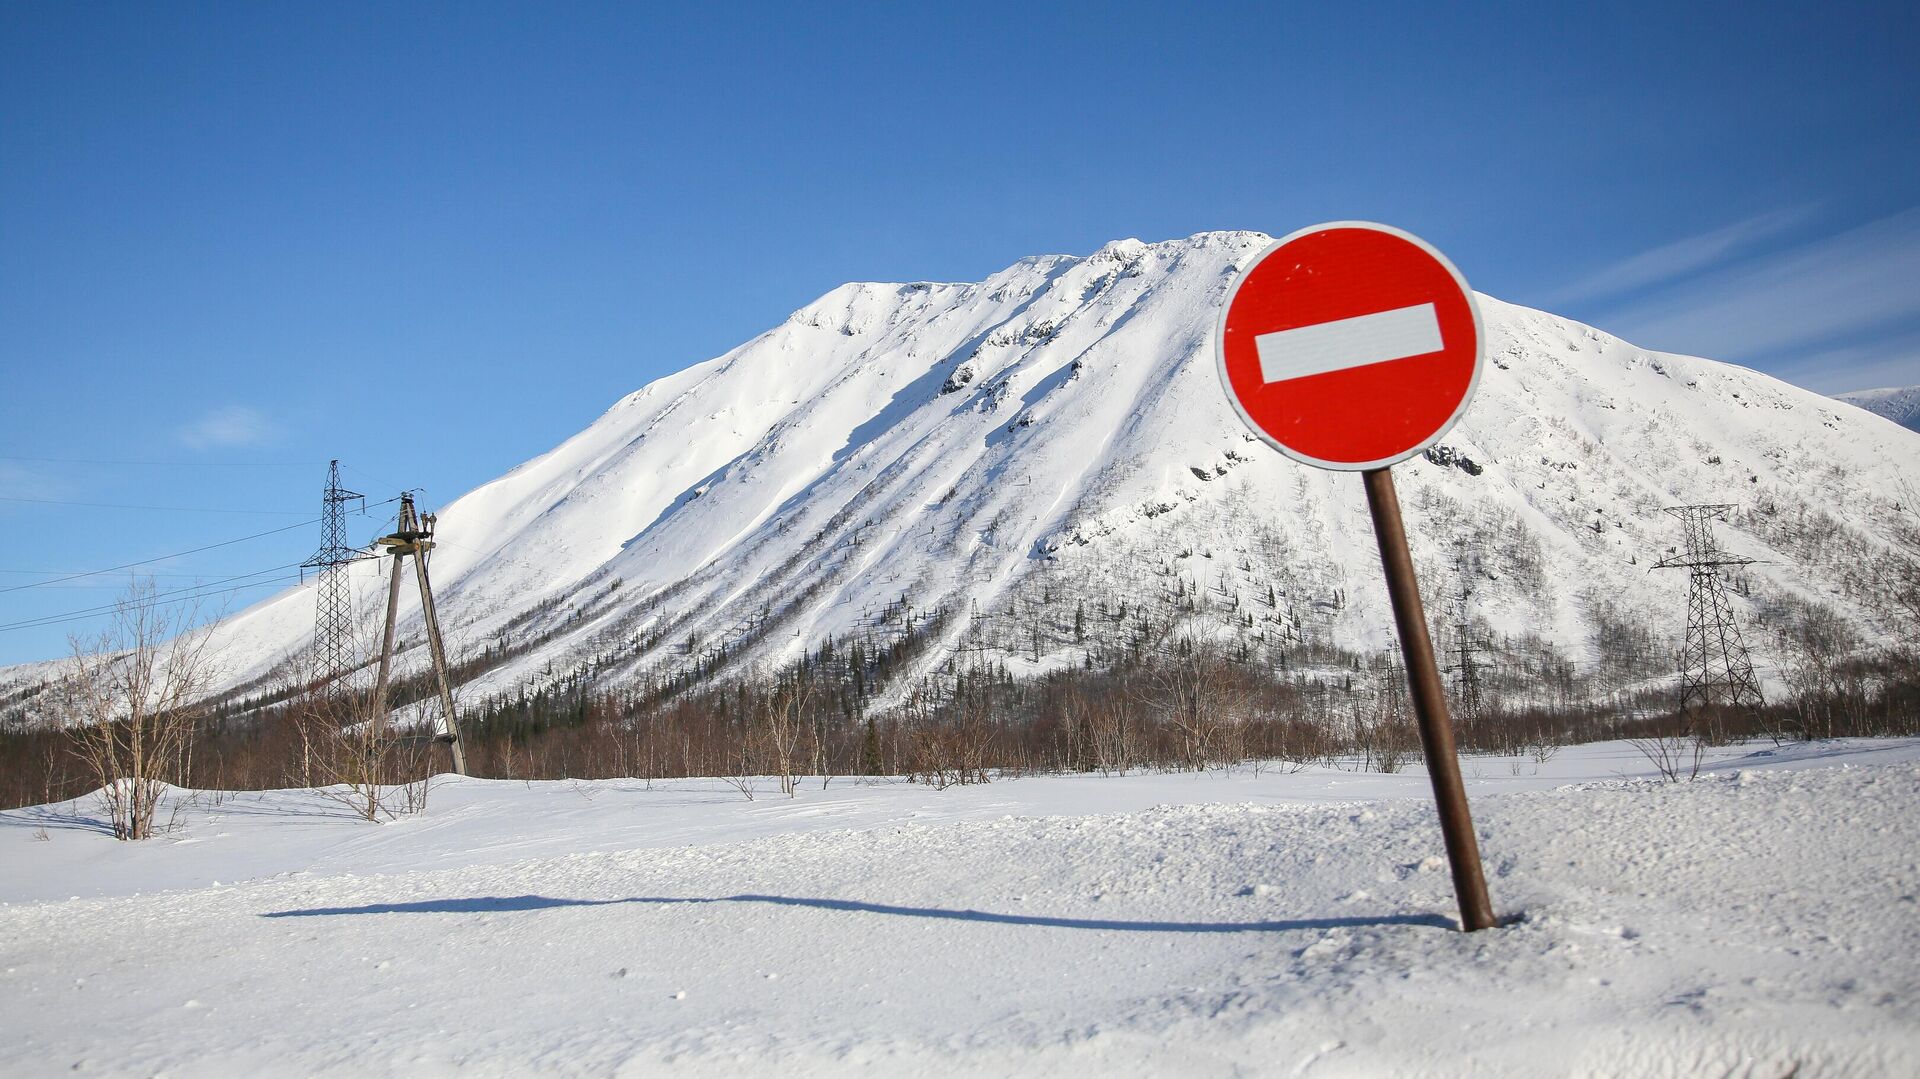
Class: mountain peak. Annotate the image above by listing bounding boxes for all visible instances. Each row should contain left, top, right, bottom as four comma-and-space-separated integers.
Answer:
1835, 384, 1920, 433
8, 234, 1916, 720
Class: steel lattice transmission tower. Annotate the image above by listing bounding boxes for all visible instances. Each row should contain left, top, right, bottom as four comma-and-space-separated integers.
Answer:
300, 460, 365, 688
1654, 504, 1764, 714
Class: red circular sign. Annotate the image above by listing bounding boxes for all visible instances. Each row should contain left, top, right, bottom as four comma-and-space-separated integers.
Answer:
1215, 222, 1483, 471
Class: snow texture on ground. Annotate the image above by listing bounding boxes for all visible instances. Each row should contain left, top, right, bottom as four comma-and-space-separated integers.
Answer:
4, 738, 1919, 1077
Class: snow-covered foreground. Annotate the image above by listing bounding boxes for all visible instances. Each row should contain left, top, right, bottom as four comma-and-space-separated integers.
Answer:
4, 739, 1919, 1077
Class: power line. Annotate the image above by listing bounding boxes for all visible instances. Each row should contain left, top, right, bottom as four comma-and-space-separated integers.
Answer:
32, 563, 301, 613
0, 455, 318, 467
0, 576, 306, 635
0, 583, 210, 591
0, 495, 398, 596
0, 560, 302, 592
0, 495, 308, 515
0, 567, 308, 634
340, 462, 411, 498
0, 520, 314, 595
0, 569, 228, 578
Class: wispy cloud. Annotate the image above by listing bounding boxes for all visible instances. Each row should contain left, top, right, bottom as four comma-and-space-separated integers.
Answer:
1591, 207, 1920, 392
1543, 205, 1815, 307
177, 405, 274, 450
0, 461, 63, 500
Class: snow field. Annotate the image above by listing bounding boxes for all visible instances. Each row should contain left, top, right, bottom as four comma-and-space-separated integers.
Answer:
3, 739, 1919, 1076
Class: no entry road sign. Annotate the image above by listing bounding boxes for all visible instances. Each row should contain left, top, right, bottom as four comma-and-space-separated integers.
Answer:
1215, 221, 1483, 471
1214, 221, 1497, 933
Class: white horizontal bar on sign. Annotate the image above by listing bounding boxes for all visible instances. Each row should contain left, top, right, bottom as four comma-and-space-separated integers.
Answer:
1254, 302, 1443, 385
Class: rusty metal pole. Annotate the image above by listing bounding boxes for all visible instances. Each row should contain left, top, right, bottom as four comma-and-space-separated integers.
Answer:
1362, 467, 1497, 932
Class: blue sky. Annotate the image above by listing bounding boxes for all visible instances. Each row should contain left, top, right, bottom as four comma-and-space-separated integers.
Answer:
1, 1, 1916, 665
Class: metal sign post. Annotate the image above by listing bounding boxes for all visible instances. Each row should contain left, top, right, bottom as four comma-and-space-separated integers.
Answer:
1363, 468, 1496, 930
1215, 221, 1496, 931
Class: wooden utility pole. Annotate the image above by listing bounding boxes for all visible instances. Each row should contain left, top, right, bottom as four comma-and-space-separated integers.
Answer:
369, 492, 468, 775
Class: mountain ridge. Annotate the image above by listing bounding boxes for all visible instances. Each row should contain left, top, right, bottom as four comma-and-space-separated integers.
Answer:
1836, 384, 1920, 433
5, 231, 1917, 720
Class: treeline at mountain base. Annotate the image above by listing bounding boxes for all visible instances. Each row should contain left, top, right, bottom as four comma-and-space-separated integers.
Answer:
5, 629, 1917, 815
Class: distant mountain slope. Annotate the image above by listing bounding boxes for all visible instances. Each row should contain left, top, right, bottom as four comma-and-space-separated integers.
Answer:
6, 232, 1919, 720
1836, 384, 1920, 433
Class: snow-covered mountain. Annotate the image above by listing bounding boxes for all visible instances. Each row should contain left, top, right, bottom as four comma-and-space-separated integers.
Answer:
1836, 384, 1920, 433
8, 232, 1919, 714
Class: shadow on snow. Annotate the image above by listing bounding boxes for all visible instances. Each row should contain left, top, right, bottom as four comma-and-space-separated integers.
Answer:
261, 892, 1454, 932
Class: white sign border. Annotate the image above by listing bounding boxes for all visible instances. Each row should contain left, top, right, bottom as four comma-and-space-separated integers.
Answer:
1213, 220, 1485, 472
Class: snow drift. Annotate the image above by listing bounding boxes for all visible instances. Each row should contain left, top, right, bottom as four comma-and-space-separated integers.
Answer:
5, 739, 1919, 1076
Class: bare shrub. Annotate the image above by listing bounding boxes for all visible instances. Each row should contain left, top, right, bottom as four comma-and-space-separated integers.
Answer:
59, 580, 222, 840
272, 626, 442, 822
1779, 605, 1867, 742
1352, 664, 1420, 774
904, 723, 991, 788
1627, 710, 1705, 782
1085, 684, 1140, 775
1139, 633, 1250, 771
300, 690, 438, 821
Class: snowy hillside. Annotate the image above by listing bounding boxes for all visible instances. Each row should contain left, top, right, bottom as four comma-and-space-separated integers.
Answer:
7, 231, 1919, 714
4, 739, 1919, 1076
1837, 384, 1920, 433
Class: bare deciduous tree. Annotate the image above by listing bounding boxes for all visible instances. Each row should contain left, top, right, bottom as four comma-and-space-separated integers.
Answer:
1140, 633, 1249, 771
273, 611, 443, 822
1780, 605, 1866, 742
756, 669, 815, 798
61, 580, 223, 840
296, 673, 437, 821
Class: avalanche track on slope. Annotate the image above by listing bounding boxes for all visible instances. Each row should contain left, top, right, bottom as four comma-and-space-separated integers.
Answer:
6, 232, 1917, 712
